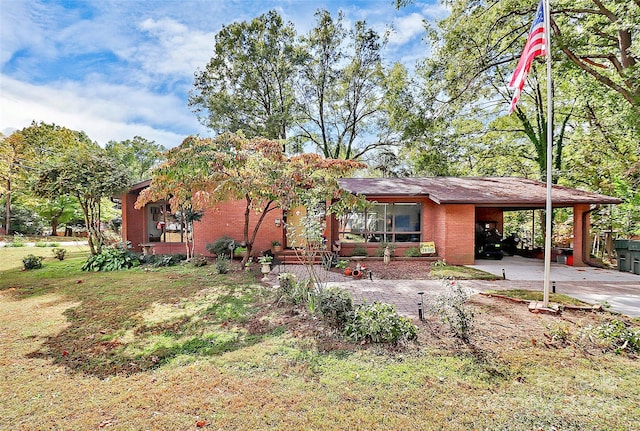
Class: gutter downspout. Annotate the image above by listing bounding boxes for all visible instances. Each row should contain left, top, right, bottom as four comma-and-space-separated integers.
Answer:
582, 204, 602, 268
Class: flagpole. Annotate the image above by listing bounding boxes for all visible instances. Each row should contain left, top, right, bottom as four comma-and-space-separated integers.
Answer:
542, 0, 553, 308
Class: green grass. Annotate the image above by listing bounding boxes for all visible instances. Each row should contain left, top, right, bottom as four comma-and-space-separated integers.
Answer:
0, 252, 638, 430
0, 244, 90, 271
430, 264, 499, 280
485, 289, 592, 306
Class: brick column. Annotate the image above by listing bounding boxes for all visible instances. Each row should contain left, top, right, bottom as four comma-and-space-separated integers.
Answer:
572, 204, 591, 267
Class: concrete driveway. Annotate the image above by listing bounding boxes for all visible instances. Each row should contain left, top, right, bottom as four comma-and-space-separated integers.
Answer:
465, 256, 640, 317
269, 256, 640, 318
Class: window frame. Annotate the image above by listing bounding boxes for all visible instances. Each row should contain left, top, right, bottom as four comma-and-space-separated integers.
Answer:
339, 202, 422, 243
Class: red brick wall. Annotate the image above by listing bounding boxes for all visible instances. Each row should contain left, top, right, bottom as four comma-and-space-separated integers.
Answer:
121, 192, 146, 252
123, 194, 285, 257
440, 204, 476, 265
475, 208, 504, 233
572, 204, 590, 267
193, 199, 284, 257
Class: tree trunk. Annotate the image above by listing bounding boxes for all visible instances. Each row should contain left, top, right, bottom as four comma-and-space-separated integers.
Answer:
50, 217, 59, 236
5, 175, 11, 235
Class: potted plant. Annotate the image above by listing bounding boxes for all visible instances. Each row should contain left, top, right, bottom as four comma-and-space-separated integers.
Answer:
271, 240, 282, 253
258, 255, 273, 281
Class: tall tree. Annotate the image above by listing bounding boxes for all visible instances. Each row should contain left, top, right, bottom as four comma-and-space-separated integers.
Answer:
35, 142, 130, 255
136, 134, 365, 264
190, 10, 299, 144
0, 131, 33, 234
294, 10, 392, 160
549, 0, 639, 109
105, 136, 165, 183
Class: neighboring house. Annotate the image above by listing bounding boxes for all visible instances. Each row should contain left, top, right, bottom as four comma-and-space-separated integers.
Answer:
121, 177, 621, 266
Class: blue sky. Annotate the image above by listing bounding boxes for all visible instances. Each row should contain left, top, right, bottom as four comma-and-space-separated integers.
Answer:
1, 0, 447, 149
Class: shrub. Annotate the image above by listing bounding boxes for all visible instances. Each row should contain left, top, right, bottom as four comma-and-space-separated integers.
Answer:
428, 279, 475, 343
430, 259, 447, 268
585, 319, 640, 354
336, 259, 350, 269
35, 242, 47, 248
206, 236, 235, 258
48, 242, 60, 247
403, 247, 422, 257
344, 302, 417, 344
215, 255, 230, 274
22, 254, 44, 270
10, 235, 26, 247
317, 287, 354, 327
351, 245, 368, 257
52, 248, 67, 261
191, 254, 208, 267
81, 243, 139, 272
139, 253, 185, 267
374, 242, 396, 257
275, 273, 314, 306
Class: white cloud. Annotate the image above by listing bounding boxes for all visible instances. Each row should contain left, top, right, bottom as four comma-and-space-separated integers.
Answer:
129, 17, 215, 78
388, 13, 426, 45
0, 75, 204, 148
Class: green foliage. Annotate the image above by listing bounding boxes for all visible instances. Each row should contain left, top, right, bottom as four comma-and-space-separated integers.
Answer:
52, 248, 67, 261
234, 246, 248, 258
190, 10, 297, 141
275, 273, 314, 306
587, 320, 640, 354
344, 301, 417, 344
316, 287, 353, 327
215, 255, 230, 274
206, 236, 235, 257
430, 259, 447, 268
351, 245, 368, 257
22, 254, 43, 270
81, 243, 139, 272
105, 136, 165, 183
258, 255, 273, 264
403, 247, 422, 257
191, 254, 208, 267
8, 235, 26, 247
374, 242, 396, 257
336, 259, 349, 269
139, 254, 185, 267
35, 143, 131, 255
428, 279, 475, 343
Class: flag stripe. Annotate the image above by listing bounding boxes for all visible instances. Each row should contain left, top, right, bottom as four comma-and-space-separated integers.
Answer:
508, 0, 546, 113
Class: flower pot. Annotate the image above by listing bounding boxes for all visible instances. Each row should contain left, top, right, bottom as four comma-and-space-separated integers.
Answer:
344, 268, 352, 276
261, 263, 271, 281
272, 245, 282, 253
352, 269, 362, 279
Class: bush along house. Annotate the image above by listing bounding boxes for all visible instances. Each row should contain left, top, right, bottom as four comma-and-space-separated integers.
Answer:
121, 176, 621, 266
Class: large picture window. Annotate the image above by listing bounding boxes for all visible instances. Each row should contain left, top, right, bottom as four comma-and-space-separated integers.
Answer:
339, 203, 421, 243
147, 201, 185, 243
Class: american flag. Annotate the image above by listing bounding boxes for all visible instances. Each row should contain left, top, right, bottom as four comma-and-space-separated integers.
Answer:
508, 0, 547, 113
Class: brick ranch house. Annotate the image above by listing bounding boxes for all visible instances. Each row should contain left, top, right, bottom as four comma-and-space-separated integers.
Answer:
120, 177, 621, 266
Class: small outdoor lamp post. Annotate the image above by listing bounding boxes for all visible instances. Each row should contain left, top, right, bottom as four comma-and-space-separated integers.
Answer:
417, 291, 425, 321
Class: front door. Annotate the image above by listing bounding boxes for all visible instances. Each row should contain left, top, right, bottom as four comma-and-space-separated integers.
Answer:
285, 206, 307, 248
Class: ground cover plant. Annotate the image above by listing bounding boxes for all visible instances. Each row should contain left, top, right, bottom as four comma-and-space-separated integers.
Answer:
1, 254, 639, 430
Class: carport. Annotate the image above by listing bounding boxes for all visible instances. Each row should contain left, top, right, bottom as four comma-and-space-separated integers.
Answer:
337, 177, 622, 266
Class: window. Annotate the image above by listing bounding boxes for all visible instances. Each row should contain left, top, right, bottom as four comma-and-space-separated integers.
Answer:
339, 203, 421, 243
147, 201, 185, 243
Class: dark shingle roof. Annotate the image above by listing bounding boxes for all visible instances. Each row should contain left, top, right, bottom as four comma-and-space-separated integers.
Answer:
338, 177, 622, 208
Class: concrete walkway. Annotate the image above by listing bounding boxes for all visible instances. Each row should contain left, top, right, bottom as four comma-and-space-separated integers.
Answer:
268, 257, 640, 318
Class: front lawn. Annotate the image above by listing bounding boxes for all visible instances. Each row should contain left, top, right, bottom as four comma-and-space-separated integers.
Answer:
1, 256, 638, 430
